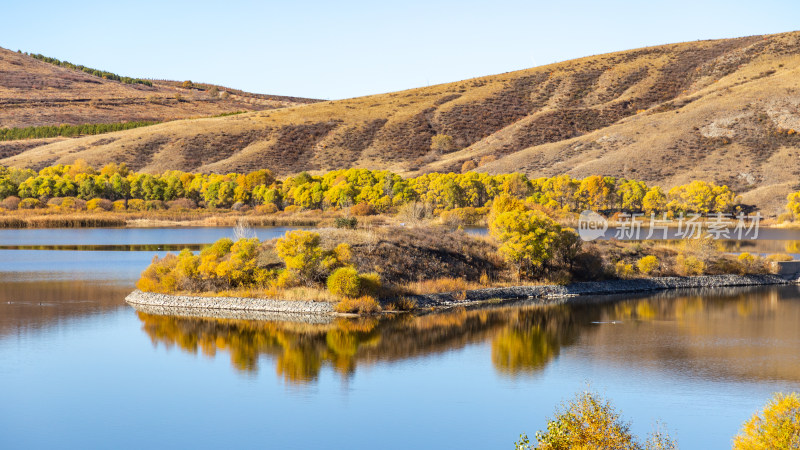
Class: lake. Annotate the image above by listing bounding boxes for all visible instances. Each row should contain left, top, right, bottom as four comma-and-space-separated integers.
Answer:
1, 227, 800, 449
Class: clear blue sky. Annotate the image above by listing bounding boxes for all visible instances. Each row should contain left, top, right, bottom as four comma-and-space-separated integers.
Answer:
2, 0, 798, 100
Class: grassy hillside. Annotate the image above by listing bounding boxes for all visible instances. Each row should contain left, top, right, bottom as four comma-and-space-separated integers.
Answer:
4, 32, 800, 213
0, 47, 319, 156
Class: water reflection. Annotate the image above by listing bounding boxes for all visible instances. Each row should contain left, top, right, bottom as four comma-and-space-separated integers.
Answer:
0, 279, 132, 337
136, 286, 800, 384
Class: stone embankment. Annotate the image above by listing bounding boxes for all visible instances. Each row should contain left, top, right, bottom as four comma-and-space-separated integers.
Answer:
125, 290, 334, 315
409, 273, 795, 307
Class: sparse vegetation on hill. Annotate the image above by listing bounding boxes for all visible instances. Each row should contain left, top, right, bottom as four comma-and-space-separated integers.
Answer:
0, 121, 158, 141
0, 46, 320, 137
28, 52, 152, 85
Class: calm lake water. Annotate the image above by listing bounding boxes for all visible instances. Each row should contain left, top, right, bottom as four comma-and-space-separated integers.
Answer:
2, 227, 800, 449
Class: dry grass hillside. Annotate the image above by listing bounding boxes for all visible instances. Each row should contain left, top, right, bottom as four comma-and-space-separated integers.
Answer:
4, 32, 800, 212
0, 47, 319, 156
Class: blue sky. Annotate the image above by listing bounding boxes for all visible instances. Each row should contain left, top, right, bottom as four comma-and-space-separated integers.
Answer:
2, 0, 798, 100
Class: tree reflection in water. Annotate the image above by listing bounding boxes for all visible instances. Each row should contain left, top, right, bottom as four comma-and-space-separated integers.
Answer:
136, 285, 799, 384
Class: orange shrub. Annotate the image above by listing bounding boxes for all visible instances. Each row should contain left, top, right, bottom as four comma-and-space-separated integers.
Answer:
350, 202, 375, 216
334, 296, 381, 314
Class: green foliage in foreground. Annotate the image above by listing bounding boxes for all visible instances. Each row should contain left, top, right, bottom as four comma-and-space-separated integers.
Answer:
0, 121, 159, 141
28, 53, 152, 86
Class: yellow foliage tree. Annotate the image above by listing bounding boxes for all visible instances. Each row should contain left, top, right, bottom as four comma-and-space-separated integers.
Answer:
733, 393, 800, 450
490, 208, 563, 279
275, 231, 325, 283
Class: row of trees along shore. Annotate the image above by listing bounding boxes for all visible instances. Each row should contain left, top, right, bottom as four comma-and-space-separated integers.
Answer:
0, 161, 744, 216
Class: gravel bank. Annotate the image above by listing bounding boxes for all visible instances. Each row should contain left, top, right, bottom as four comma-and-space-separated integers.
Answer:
410, 273, 795, 308
126, 274, 796, 319
125, 290, 335, 315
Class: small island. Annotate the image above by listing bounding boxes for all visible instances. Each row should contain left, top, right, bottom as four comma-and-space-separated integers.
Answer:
127, 194, 798, 316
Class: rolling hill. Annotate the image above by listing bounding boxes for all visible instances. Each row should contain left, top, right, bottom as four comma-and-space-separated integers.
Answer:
3, 32, 800, 214
0, 47, 319, 158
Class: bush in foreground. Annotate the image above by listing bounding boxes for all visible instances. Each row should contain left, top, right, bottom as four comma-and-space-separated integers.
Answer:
733, 392, 800, 449
516, 390, 676, 450
327, 267, 361, 298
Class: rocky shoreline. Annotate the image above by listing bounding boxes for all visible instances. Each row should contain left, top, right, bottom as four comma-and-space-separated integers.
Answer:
125, 290, 335, 315
409, 273, 797, 307
125, 273, 797, 318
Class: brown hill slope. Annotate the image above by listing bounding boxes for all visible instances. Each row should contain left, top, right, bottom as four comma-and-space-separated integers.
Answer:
0, 47, 319, 157
4, 32, 800, 213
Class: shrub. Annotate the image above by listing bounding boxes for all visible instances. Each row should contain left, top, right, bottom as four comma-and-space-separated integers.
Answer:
637, 255, 659, 275
334, 217, 358, 229
256, 203, 278, 214
167, 198, 196, 210
60, 197, 86, 210
517, 391, 679, 449
284, 205, 302, 213
440, 207, 484, 228
676, 254, 705, 276
274, 270, 300, 289
431, 134, 455, 153
332, 243, 351, 265
767, 253, 794, 262
386, 297, 417, 311
461, 160, 478, 173
737, 252, 769, 274
615, 261, 635, 278
86, 198, 113, 211
18, 198, 41, 209
145, 200, 166, 211
0, 196, 20, 210
738, 252, 755, 264
137, 254, 179, 293
127, 199, 146, 211
275, 231, 325, 282
733, 393, 800, 449
478, 155, 497, 166
359, 272, 382, 297
334, 296, 381, 314
527, 391, 640, 449
350, 202, 374, 216
112, 200, 127, 211
327, 267, 361, 298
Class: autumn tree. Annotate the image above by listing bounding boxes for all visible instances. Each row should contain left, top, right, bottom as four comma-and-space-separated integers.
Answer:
430, 134, 455, 153
489, 208, 563, 279
733, 393, 800, 449
642, 186, 667, 214
517, 390, 677, 450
